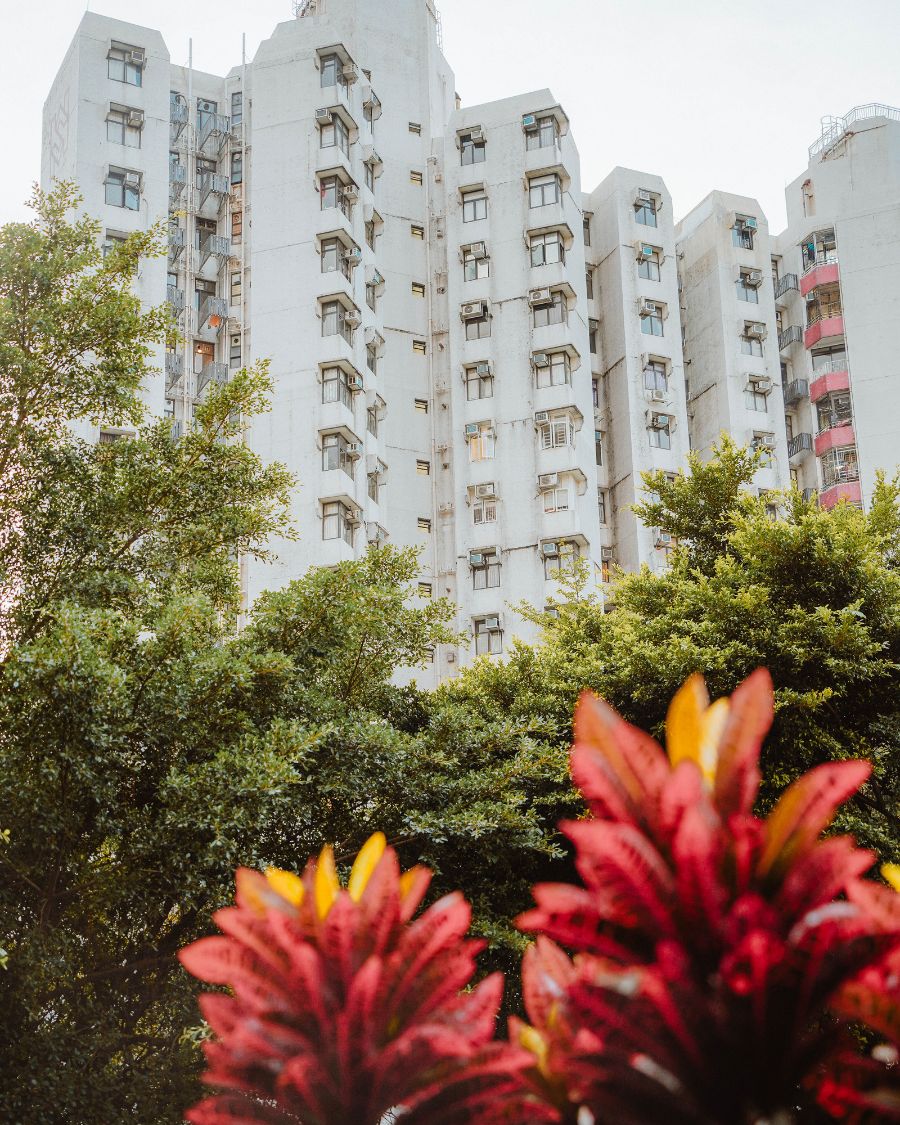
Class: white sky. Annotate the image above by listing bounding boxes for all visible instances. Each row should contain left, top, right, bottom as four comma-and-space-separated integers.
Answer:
3, 0, 900, 229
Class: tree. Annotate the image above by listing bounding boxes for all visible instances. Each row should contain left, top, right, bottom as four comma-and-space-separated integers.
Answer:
450, 443, 900, 862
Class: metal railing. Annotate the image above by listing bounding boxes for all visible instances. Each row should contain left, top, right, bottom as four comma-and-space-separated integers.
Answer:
167, 226, 185, 263
199, 172, 230, 211
778, 325, 803, 351
783, 378, 809, 406
802, 251, 839, 275
823, 465, 860, 488
774, 272, 798, 299
170, 101, 188, 141
809, 104, 900, 160
166, 285, 185, 313
806, 305, 843, 328
199, 295, 228, 330
787, 432, 813, 458
197, 361, 230, 396
199, 234, 231, 270
811, 356, 849, 376
198, 113, 232, 155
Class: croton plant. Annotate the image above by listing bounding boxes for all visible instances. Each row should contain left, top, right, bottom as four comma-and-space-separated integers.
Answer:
180, 670, 900, 1123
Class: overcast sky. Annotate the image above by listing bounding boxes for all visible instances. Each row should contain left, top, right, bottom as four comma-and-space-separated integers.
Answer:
3, 0, 899, 229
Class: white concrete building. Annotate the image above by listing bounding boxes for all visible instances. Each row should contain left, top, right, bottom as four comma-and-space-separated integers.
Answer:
42, 3, 900, 679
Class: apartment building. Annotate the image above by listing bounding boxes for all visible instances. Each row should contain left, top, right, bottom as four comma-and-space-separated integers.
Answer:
41, 1, 900, 678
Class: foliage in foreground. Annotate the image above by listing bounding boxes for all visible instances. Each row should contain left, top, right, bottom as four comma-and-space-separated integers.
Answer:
181, 672, 900, 1123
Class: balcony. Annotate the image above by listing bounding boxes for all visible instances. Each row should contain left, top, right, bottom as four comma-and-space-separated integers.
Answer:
166, 285, 185, 315
199, 172, 230, 212
168, 162, 186, 203
809, 365, 850, 402
787, 432, 813, 460
814, 422, 855, 457
799, 261, 839, 295
199, 295, 228, 333
170, 101, 188, 142
783, 378, 809, 406
198, 112, 231, 156
819, 479, 862, 511
804, 315, 844, 349
167, 226, 185, 264
165, 352, 183, 394
197, 361, 229, 396
199, 234, 231, 272
774, 273, 798, 301
778, 325, 803, 351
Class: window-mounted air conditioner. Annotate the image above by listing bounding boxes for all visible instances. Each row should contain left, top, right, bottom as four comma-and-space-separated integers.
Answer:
532, 352, 550, 368
639, 299, 658, 317
649, 412, 669, 430
522, 114, 538, 129
745, 216, 759, 230
130, 48, 146, 65
343, 186, 359, 204
650, 389, 666, 402
541, 541, 559, 557
475, 483, 496, 499
345, 442, 363, 457
637, 188, 653, 203
343, 308, 361, 326
468, 125, 484, 141
465, 423, 480, 437
483, 614, 500, 630
529, 287, 553, 307
475, 361, 492, 376
342, 62, 358, 83
636, 242, 655, 260
745, 322, 767, 338
124, 171, 142, 187
127, 109, 145, 127
470, 241, 488, 259
746, 268, 763, 286
461, 301, 486, 320
753, 433, 776, 450
348, 375, 364, 391
344, 246, 362, 263
316, 107, 333, 123
600, 547, 614, 562
538, 473, 559, 490
534, 410, 550, 424
750, 375, 773, 393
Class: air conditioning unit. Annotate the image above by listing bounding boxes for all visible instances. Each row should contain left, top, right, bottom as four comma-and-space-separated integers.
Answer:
124, 171, 142, 187
344, 309, 361, 326
654, 530, 673, 547
344, 246, 362, 263
348, 375, 364, 391
343, 186, 359, 204
315, 107, 333, 123
745, 216, 759, 230
461, 301, 485, 320
750, 375, 773, 392
639, 299, 658, 317
129, 48, 146, 65
600, 546, 614, 562
342, 62, 358, 82
541, 541, 559, 557
470, 241, 487, 259
529, 287, 553, 307
538, 472, 559, 490
636, 242, 655, 260
650, 389, 666, 402
534, 410, 550, 424
465, 423, 480, 437
345, 442, 363, 457
469, 125, 484, 141
746, 268, 764, 285
746, 322, 766, 338
475, 482, 496, 499
345, 512, 360, 527
754, 433, 776, 450
475, 361, 492, 376
649, 412, 669, 429
522, 113, 538, 129
532, 352, 550, 368
637, 188, 653, 203
469, 551, 484, 566
127, 109, 144, 127
483, 614, 500, 630
366, 522, 381, 543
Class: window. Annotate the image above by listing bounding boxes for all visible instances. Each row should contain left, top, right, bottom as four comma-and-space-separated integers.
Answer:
229, 333, 242, 369
598, 489, 608, 524
409, 121, 422, 135
366, 282, 377, 311
812, 347, 848, 374
194, 157, 216, 190
637, 247, 661, 282
230, 271, 242, 303
367, 406, 379, 436
411, 224, 424, 239
319, 174, 346, 212
197, 98, 218, 131
583, 215, 592, 246
817, 391, 853, 433
537, 413, 575, 450
542, 487, 570, 513
534, 351, 570, 389
367, 473, 380, 502
106, 105, 142, 147
745, 385, 769, 412
321, 236, 349, 277
586, 268, 594, 299
466, 363, 494, 400
104, 167, 140, 210
322, 431, 358, 476
806, 283, 842, 326
411, 282, 426, 297
417, 517, 432, 533
640, 302, 664, 337
230, 152, 243, 185
231, 210, 243, 242
473, 499, 496, 525
322, 500, 355, 545
648, 414, 672, 449
532, 291, 566, 328
193, 341, 214, 375
460, 130, 486, 165
472, 553, 501, 590
194, 277, 216, 311
736, 270, 760, 303
319, 53, 347, 88
529, 231, 564, 267
320, 115, 350, 157
462, 188, 487, 222
416, 459, 430, 475
364, 162, 375, 192
414, 398, 429, 413
321, 300, 355, 343
467, 422, 495, 461
365, 220, 376, 250
595, 430, 603, 465
473, 616, 503, 655
732, 221, 754, 250
410, 170, 424, 185
107, 43, 144, 87
529, 173, 561, 208
366, 344, 377, 375
231, 91, 243, 126
589, 319, 599, 355
592, 378, 600, 408
821, 445, 859, 488
465, 307, 491, 340
543, 540, 579, 580
463, 245, 490, 281
741, 333, 763, 357
643, 358, 668, 393
102, 230, 127, 258
525, 115, 559, 151
413, 340, 426, 355
193, 217, 216, 252
634, 194, 658, 227
321, 366, 354, 408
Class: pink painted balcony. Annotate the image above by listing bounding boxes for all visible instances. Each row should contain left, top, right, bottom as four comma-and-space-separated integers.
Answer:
805, 315, 844, 349
800, 262, 839, 296
809, 367, 850, 402
814, 422, 855, 457
819, 479, 862, 510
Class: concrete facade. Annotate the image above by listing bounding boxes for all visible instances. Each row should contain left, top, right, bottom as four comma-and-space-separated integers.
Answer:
42, 3, 900, 679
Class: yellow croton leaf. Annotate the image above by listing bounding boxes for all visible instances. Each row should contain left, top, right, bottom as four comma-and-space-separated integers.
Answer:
666, 673, 730, 786
264, 867, 305, 908
314, 844, 340, 920
882, 863, 900, 893
348, 832, 387, 902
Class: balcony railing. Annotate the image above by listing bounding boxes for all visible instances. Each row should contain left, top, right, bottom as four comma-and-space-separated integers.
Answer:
168, 162, 186, 203
166, 285, 185, 313
802, 251, 839, 275
199, 294, 229, 332
787, 432, 813, 459
167, 226, 185, 263
783, 378, 809, 406
823, 465, 860, 489
165, 353, 184, 394
806, 304, 843, 327
774, 272, 798, 299
197, 361, 230, 396
199, 234, 231, 270
778, 325, 803, 351
170, 101, 188, 141
198, 113, 231, 155
199, 172, 230, 211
